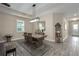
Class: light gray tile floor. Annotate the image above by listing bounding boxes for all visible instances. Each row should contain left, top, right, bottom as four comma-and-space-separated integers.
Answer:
2, 36, 79, 56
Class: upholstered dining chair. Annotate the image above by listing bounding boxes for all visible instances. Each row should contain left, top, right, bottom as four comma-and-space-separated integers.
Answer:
27, 33, 39, 47
4, 42, 16, 56
27, 33, 32, 43
31, 37, 41, 47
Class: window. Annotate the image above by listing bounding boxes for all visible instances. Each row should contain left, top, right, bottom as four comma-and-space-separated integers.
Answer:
17, 20, 24, 32
73, 24, 78, 30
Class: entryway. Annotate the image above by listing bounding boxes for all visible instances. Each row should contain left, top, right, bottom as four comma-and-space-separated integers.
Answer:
69, 21, 79, 37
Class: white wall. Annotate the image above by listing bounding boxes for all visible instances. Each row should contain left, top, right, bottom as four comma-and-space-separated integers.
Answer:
0, 12, 33, 39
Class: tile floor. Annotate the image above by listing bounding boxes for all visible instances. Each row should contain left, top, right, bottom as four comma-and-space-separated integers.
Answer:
15, 36, 79, 56
1, 36, 79, 56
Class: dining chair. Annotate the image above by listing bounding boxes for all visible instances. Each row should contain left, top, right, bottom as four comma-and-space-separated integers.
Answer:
27, 33, 32, 43
23, 32, 28, 41
4, 42, 16, 56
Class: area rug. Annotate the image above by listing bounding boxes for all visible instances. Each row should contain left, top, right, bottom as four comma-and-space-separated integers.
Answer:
16, 40, 51, 56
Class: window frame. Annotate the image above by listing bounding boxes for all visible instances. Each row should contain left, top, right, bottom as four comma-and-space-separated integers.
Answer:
16, 19, 25, 32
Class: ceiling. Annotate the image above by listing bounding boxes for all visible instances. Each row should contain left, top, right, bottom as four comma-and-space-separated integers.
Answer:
9, 3, 62, 15
1, 3, 79, 17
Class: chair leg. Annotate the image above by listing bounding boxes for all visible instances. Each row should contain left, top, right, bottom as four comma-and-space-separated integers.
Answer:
13, 52, 15, 56
6, 48, 16, 56
15, 50, 16, 56
13, 49, 16, 56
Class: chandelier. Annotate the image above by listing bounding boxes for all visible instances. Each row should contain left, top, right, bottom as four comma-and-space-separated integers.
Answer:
30, 4, 40, 22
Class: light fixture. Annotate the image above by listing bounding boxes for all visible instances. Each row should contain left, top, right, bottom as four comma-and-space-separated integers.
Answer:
30, 17, 40, 22
72, 18, 78, 21
30, 4, 40, 23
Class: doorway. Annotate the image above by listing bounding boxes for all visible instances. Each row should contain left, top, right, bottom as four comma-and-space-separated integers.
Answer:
69, 21, 79, 36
